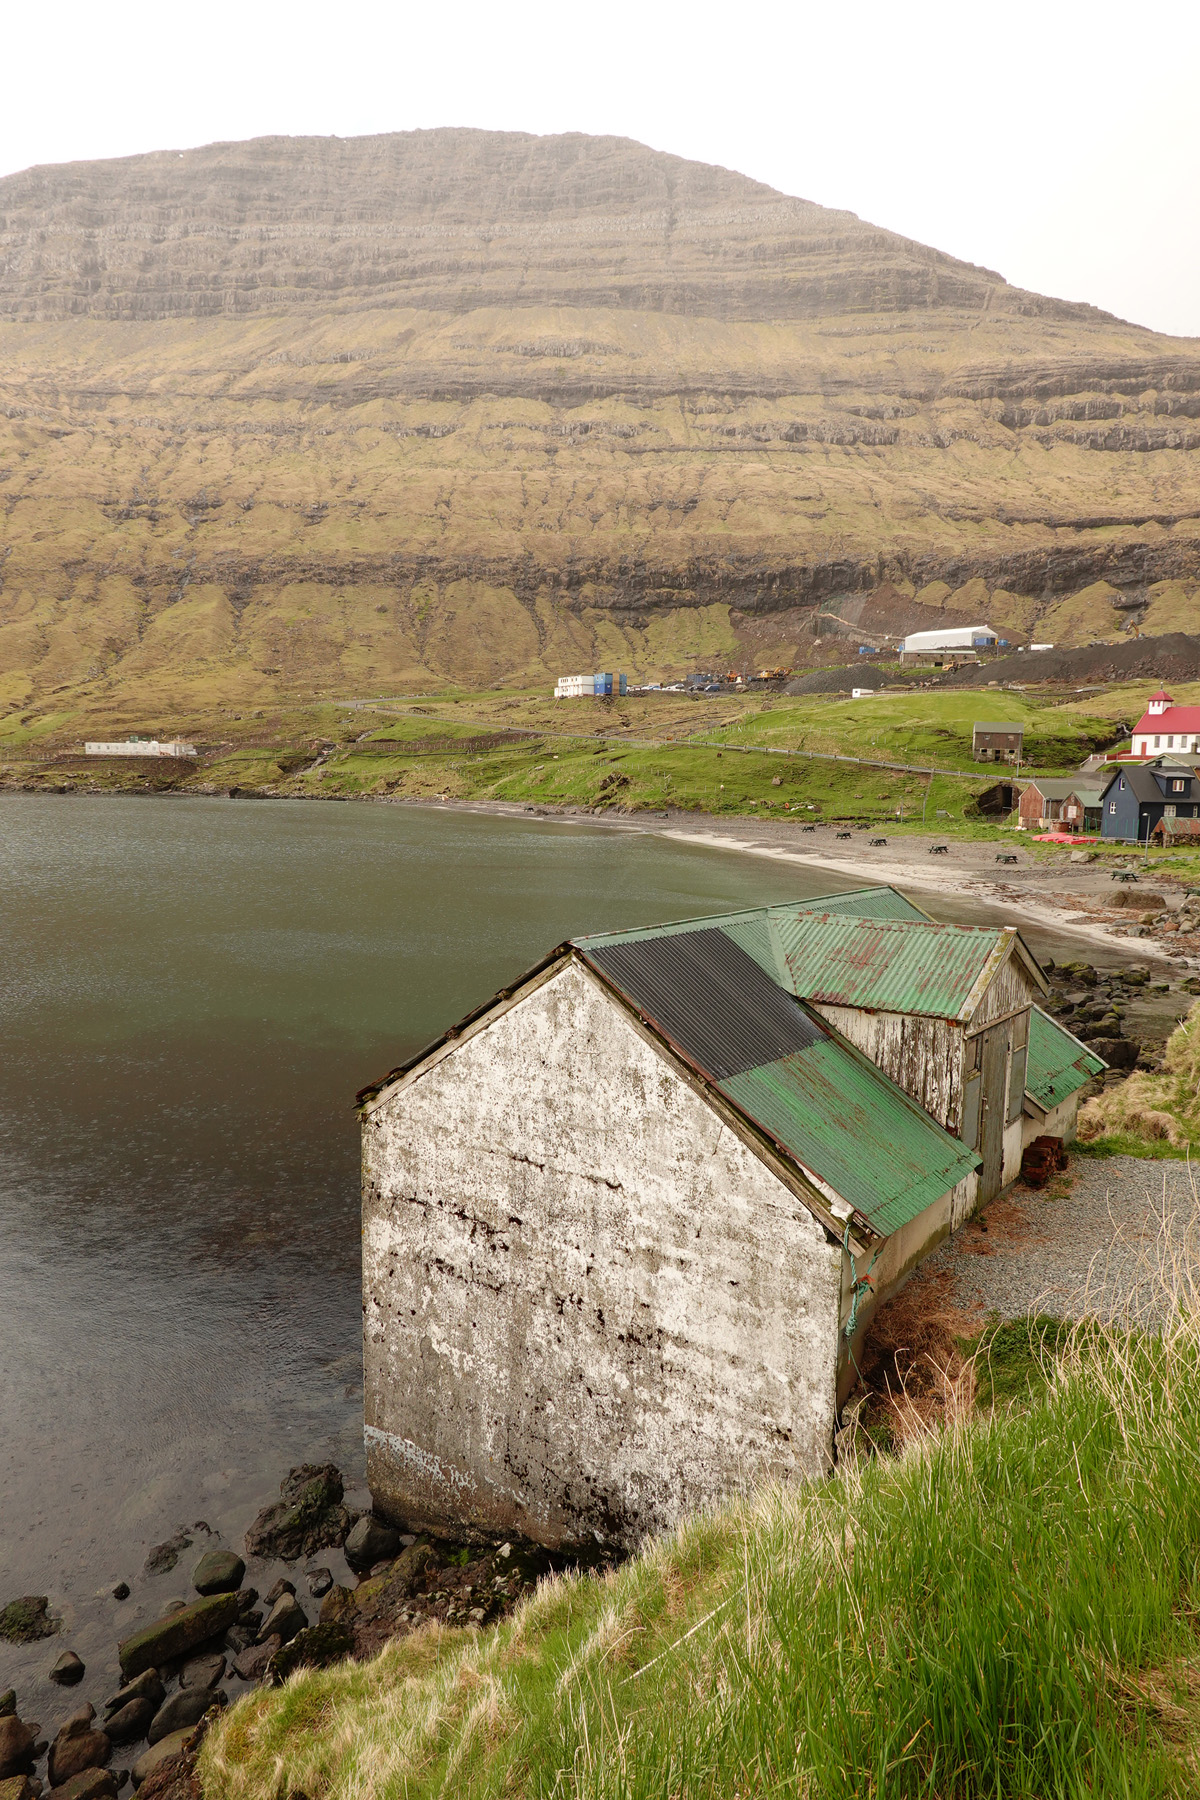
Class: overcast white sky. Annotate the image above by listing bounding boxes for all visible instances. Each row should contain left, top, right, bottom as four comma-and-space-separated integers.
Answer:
4, 0, 1198, 337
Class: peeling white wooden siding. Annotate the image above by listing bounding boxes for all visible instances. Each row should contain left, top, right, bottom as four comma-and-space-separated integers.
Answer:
361, 960, 842, 1550
971, 955, 1038, 1030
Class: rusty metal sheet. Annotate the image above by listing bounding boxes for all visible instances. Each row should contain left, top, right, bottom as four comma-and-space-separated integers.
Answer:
772, 912, 1017, 1021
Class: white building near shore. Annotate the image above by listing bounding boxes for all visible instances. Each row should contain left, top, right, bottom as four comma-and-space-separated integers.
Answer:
84, 737, 197, 758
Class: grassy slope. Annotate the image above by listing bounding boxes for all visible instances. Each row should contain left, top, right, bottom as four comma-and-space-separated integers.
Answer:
2, 301, 1199, 723
1079, 1000, 1200, 1154
202, 1311, 1200, 1800
9, 684, 1194, 861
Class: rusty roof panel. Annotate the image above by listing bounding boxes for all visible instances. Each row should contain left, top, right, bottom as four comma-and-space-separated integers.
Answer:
771, 912, 1018, 1021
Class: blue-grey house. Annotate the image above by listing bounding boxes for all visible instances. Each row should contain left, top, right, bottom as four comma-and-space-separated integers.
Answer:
1099, 760, 1200, 842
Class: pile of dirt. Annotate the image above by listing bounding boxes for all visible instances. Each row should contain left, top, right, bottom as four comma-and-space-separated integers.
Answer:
785, 664, 893, 695
937, 632, 1200, 689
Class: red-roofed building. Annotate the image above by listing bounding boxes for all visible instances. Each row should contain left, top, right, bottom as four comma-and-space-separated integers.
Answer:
1130, 689, 1200, 758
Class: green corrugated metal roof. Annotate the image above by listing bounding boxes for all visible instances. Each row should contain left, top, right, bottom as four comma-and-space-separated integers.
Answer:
1025, 1006, 1106, 1110
720, 1042, 979, 1236
572, 885, 930, 957
772, 912, 1022, 1020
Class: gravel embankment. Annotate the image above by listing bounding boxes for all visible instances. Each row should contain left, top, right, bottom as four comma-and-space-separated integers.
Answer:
912, 1156, 1200, 1330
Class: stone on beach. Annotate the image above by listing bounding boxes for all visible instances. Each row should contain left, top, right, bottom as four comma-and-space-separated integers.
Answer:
306, 1568, 333, 1598
0, 1775, 40, 1800
230, 1636, 281, 1682
48, 1656, 84, 1688
48, 1771, 119, 1800
266, 1621, 355, 1684
102, 1700, 154, 1747
259, 1595, 306, 1645
0, 1599, 58, 1645
103, 1672, 163, 1719
191, 1552, 244, 1598
178, 1655, 224, 1691
47, 1710, 110, 1789
142, 1536, 191, 1578
0, 1718, 37, 1780
244, 1465, 349, 1562
117, 1593, 240, 1679
146, 1689, 222, 1748
343, 1516, 400, 1574
130, 1732, 191, 1790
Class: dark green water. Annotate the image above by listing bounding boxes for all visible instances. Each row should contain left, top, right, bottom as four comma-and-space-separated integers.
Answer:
1, 794, 873, 1706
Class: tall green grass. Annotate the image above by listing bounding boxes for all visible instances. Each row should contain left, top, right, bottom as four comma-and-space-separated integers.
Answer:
203, 1281, 1200, 1799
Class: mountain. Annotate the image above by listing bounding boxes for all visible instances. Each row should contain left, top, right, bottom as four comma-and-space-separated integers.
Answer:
1, 128, 1198, 718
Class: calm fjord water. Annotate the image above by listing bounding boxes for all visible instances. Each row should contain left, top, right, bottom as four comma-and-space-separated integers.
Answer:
0, 794, 1090, 1701
0, 795, 859, 1696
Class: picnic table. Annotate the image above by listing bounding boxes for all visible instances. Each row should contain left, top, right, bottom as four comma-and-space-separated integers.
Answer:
1111, 870, 1139, 883
929, 844, 949, 855
869, 837, 887, 847
996, 853, 1018, 864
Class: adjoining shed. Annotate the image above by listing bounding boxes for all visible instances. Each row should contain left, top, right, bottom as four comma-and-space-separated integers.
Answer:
358, 888, 1099, 1553
1150, 815, 1200, 846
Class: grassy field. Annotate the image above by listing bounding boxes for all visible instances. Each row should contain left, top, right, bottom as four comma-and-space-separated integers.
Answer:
10, 685, 1200, 888
202, 1288, 1200, 1800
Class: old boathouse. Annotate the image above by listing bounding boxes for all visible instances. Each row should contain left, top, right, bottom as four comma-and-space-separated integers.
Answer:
359, 885, 1102, 1550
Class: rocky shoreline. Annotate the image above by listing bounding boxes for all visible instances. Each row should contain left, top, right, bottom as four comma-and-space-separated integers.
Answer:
0, 1464, 611, 1800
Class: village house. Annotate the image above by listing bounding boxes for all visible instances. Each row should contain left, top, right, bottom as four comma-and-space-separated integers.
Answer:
1017, 777, 1104, 833
1099, 759, 1200, 841
358, 887, 1101, 1551
972, 720, 1024, 763
1129, 689, 1200, 758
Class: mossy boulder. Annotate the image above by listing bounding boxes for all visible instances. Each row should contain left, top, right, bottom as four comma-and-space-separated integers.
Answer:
118, 1593, 240, 1679
266, 1621, 354, 1684
244, 1464, 350, 1562
0, 1596, 58, 1644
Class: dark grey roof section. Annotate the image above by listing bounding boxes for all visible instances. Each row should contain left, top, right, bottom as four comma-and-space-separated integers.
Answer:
1099, 762, 1195, 803
583, 927, 823, 1082
972, 721, 1025, 733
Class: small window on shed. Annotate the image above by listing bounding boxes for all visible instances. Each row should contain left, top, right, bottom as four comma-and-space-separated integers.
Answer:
1109, 801, 1117, 814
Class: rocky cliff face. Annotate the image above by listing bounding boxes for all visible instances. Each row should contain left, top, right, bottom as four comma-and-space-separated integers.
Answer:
0, 128, 1105, 327
0, 129, 1198, 716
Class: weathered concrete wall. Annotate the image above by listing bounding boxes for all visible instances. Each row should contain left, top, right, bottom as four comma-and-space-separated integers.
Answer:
361, 958, 843, 1550
1022, 1093, 1083, 1148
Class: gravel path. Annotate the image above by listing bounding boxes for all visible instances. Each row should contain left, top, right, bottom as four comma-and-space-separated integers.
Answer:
909, 1155, 1200, 1331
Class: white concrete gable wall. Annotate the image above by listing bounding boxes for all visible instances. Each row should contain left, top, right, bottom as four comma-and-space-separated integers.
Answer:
362, 959, 842, 1550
